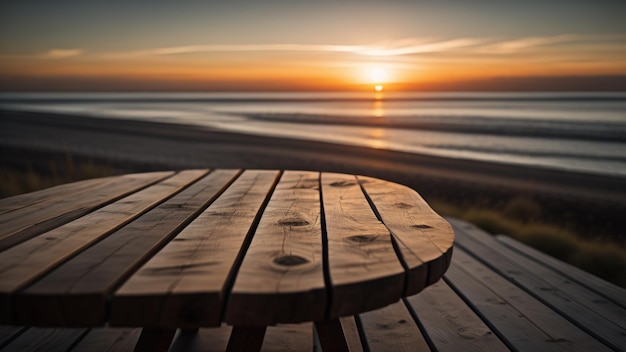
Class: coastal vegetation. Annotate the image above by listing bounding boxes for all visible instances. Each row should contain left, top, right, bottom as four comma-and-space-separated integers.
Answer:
0, 152, 119, 198
431, 198, 626, 288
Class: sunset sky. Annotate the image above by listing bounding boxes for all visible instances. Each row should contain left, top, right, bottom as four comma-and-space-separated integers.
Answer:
1, 0, 625, 91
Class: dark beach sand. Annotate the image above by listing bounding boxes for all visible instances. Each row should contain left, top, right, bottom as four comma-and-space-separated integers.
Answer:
2, 109, 625, 241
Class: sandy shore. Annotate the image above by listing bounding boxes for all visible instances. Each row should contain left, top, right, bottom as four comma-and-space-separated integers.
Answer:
2, 109, 625, 240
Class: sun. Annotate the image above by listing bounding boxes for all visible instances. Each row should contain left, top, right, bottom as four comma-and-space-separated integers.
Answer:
368, 67, 388, 92
369, 68, 388, 83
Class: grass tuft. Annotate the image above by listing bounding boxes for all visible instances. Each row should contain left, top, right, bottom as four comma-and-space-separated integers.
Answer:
431, 196, 626, 288
0, 153, 118, 198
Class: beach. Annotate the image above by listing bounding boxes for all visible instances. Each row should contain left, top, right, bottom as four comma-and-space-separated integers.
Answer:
2, 108, 625, 243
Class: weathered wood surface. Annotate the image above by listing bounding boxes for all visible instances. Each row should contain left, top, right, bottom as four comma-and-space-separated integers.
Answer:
225, 171, 326, 325
0, 170, 201, 324
0, 171, 172, 250
1, 327, 85, 352
496, 235, 626, 309
71, 328, 141, 352
2, 170, 621, 351
322, 172, 405, 318
111, 170, 280, 328
358, 300, 431, 352
0, 218, 624, 351
405, 280, 509, 352
15, 170, 237, 326
358, 175, 453, 295
449, 218, 625, 351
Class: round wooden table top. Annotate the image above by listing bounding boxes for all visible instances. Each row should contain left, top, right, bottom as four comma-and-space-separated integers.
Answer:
0, 169, 454, 328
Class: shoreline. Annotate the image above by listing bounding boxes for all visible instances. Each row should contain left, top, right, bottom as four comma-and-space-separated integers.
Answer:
2, 109, 625, 241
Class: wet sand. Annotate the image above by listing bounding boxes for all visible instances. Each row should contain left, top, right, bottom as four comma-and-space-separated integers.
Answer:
2, 109, 625, 240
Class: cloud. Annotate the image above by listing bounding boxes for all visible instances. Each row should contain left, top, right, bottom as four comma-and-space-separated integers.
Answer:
357, 38, 485, 56
114, 44, 362, 58
2, 34, 622, 62
103, 39, 486, 59
477, 35, 579, 54
0, 48, 84, 61
46, 49, 83, 59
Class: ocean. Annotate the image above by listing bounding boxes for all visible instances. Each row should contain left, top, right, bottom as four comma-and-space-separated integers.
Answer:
1, 92, 625, 177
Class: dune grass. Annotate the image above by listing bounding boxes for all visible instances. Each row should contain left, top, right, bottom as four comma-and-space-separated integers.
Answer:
0, 153, 119, 198
431, 197, 626, 288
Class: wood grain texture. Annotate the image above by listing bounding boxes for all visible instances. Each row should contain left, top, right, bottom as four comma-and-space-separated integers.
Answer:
1, 327, 85, 352
0, 176, 124, 215
226, 171, 326, 326
71, 328, 141, 352
0, 171, 172, 250
358, 300, 431, 352
15, 170, 238, 326
338, 316, 364, 352
321, 172, 405, 318
405, 280, 508, 352
446, 248, 612, 352
262, 323, 313, 352
111, 170, 280, 328
169, 325, 232, 352
0, 170, 198, 324
451, 221, 626, 350
496, 234, 626, 309
358, 176, 453, 295
0, 326, 26, 347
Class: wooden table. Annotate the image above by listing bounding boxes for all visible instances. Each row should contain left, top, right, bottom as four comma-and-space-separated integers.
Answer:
0, 169, 454, 351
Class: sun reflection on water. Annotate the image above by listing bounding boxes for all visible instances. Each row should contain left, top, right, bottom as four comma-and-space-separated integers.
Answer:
373, 92, 384, 117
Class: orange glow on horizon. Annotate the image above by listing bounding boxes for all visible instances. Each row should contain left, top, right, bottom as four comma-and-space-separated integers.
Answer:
1, 48, 624, 91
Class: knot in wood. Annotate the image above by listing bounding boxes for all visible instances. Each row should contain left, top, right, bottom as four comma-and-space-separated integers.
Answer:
412, 224, 432, 229
273, 255, 309, 266
394, 202, 414, 209
278, 218, 310, 227
347, 234, 380, 243
330, 180, 357, 187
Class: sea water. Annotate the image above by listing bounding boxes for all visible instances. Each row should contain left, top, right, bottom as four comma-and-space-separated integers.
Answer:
1, 92, 625, 177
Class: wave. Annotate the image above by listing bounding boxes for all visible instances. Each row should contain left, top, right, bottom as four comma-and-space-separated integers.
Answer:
237, 112, 626, 143
426, 144, 626, 163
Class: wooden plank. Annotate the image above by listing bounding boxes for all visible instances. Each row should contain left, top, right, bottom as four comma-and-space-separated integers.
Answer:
1, 327, 86, 352
169, 326, 232, 352
0, 176, 124, 215
15, 170, 239, 326
0, 326, 26, 348
110, 170, 280, 328
227, 326, 267, 352
314, 319, 349, 352
263, 323, 313, 352
446, 248, 613, 352
405, 280, 509, 352
338, 316, 364, 352
169, 324, 313, 352
225, 171, 326, 326
0, 170, 202, 324
0, 171, 172, 250
451, 221, 626, 350
358, 300, 431, 352
358, 176, 453, 296
70, 328, 141, 352
134, 328, 177, 352
496, 234, 626, 309
321, 173, 405, 318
